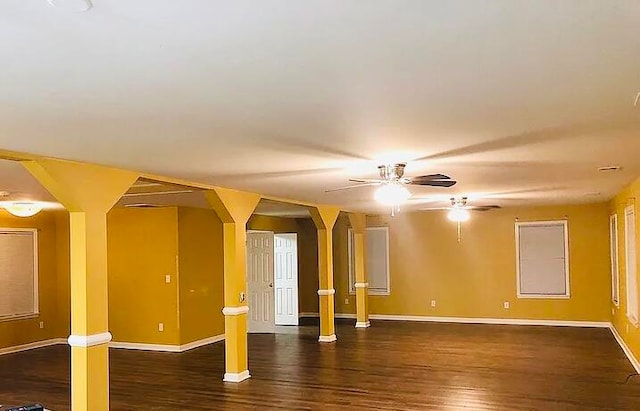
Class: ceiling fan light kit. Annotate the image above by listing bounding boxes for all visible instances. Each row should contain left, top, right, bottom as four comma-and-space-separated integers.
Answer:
326, 162, 457, 216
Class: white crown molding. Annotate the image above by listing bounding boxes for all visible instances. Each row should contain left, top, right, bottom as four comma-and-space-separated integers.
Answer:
68, 332, 112, 347
354, 282, 369, 288
318, 334, 337, 343
355, 321, 371, 328
0, 338, 66, 356
223, 370, 251, 383
317, 289, 336, 296
222, 306, 249, 316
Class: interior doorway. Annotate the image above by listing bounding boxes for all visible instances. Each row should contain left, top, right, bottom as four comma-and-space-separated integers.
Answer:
274, 233, 299, 325
247, 231, 299, 332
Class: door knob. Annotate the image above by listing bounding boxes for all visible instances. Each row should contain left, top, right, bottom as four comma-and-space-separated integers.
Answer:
269, 283, 273, 288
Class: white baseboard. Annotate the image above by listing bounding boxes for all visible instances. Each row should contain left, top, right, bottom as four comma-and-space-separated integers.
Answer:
609, 324, 640, 374
300, 312, 609, 328
110, 334, 225, 353
180, 334, 225, 352
318, 334, 337, 343
355, 321, 371, 328
367, 314, 611, 328
0, 338, 67, 356
299, 312, 319, 318
223, 370, 251, 383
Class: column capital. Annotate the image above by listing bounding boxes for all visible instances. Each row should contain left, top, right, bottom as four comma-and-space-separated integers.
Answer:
22, 159, 138, 213
309, 205, 341, 230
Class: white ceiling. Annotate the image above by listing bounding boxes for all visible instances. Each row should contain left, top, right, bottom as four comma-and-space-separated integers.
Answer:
0, 1, 639, 213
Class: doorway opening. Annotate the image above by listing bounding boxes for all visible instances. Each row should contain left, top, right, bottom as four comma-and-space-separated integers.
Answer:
246, 230, 299, 333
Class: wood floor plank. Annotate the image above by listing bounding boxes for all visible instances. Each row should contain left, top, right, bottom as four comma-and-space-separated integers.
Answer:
1, 320, 639, 410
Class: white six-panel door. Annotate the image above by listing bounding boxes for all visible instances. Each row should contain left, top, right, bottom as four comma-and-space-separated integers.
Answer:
246, 232, 275, 333
274, 233, 299, 325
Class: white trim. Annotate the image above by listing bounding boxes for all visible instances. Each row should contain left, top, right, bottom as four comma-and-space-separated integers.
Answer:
68, 332, 112, 347
222, 306, 249, 316
0, 338, 66, 356
318, 334, 337, 343
609, 324, 640, 374
110, 341, 181, 352
317, 289, 335, 296
223, 370, 251, 383
0, 228, 39, 320
515, 220, 571, 299
624, 205, 639, 326
610, 214, 621, 307
302, 312, 609, 328
355, 321, 371, 328
354, 282, 369, 288
110, 334, 225, 352
367, 314, 608, 327
348, 227, 391, 296
299, 312, 319, 318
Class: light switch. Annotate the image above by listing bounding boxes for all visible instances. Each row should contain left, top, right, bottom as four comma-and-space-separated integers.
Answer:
165, 275, 171, 284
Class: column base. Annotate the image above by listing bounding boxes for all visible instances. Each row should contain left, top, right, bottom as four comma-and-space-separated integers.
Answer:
223, 370, 251, 383
355, 321, 371, 328
318, 334, 337, 343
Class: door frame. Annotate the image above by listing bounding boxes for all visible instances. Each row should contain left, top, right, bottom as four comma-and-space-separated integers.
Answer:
274, 232, 299, 326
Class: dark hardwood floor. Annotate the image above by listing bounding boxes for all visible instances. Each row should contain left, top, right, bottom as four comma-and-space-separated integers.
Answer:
1, 320, 640, 410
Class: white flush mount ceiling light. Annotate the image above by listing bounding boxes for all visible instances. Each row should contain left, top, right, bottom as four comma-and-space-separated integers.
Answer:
1, 201, 44, 218
46, 0, 93, 12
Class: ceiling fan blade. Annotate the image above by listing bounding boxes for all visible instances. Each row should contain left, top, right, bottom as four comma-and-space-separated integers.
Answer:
348, 178, 386, 183
468, 205, 501, 211
325, 182, 381, 192
410, 179, 457, 187
410, 174, 452, 183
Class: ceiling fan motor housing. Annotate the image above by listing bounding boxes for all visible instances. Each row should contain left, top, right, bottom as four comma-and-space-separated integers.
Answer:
378, 163, 406, 181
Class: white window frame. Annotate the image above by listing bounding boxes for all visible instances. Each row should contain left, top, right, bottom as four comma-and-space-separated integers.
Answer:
0, 227, 39, 321
610, 214, 620, 306
625, 205, 638, 326
515, 220, 570, 299
348, 226, 390, 296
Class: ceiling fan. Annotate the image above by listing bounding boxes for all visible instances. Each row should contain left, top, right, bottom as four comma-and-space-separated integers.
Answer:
326, 163, 457, 215
421, 197, 501, 218
421, 196, 500, 242
327, 163, 456, 192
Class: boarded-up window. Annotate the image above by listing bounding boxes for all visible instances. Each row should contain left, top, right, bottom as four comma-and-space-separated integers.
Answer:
0, 229, 38, 320
516, 221, 569, 298
348, 227, 390, 295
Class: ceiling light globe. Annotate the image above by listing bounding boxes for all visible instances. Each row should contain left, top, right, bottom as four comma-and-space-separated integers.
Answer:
3, 202, 43, 218
374, 184, 411, 206
447, 208, 470, 222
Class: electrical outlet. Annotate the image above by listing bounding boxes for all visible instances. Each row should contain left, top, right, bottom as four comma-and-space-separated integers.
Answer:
158, 323, 164, 332
612, 308, 615, 315
503, 301, 510, 309
344, 298, 349, 305
165, 275, 171, 284
39, 321, 44, 329
627, 323, 630, 333
430, 300, 436, 308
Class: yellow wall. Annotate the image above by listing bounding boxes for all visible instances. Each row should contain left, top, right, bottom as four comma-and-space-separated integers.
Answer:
107, 207, 180, 345
611, 177, 640, 359
247, 214, 319, 313
332, 204, 611, 321
177, 207, 225, 344
0, 210, 67, 349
